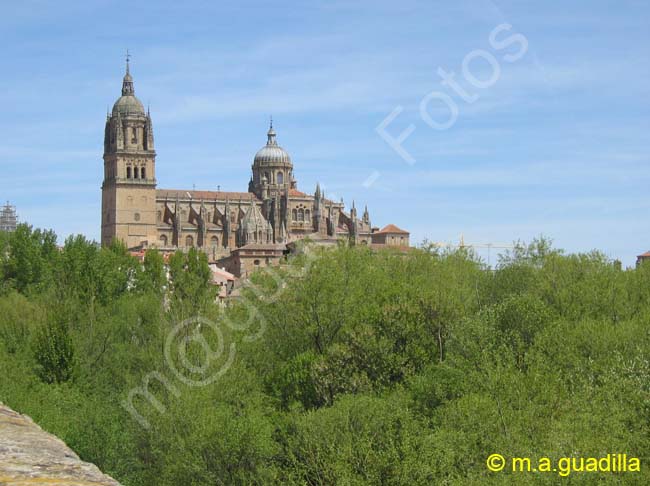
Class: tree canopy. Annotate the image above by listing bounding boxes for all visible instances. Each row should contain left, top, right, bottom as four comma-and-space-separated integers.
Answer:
0, 226, 648, 485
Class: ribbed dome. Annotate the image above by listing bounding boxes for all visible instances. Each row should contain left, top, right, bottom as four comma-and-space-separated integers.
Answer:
112, 95, 145, 116
254, 145, 291, 165
253, 124, 292, 166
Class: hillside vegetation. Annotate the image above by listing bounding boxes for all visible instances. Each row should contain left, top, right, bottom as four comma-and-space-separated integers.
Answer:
0, 225, 648, 485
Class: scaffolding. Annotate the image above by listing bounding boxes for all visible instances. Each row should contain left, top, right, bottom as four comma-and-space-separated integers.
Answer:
0, 202, 17, 232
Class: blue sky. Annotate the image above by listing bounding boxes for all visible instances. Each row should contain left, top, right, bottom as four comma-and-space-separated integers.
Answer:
1, 0, 648, 265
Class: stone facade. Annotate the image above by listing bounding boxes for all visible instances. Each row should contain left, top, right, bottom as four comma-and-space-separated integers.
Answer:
221, 243, 287, 278
101, 62, 408, 261
370, 224, 410, 247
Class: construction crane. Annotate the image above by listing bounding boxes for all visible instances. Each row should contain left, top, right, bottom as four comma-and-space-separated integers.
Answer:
427, 234, 515, 266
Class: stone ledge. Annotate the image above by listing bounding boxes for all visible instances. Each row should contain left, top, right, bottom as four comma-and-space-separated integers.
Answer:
0, 403, 122, 486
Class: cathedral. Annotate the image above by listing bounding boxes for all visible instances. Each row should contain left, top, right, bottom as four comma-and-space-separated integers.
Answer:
101, 61, 409, 276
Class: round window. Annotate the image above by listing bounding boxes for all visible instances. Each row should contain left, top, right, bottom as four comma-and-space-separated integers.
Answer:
134, 212, 141, 221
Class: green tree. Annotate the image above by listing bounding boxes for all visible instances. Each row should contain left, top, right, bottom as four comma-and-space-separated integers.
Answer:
33, 313, 76, 384
168, 248, 214, 316
2, 224, 58, 293
94, 240, 140, 305
58, 234, 100, 301
137, 249, 167, 295
0, 291, 45, 354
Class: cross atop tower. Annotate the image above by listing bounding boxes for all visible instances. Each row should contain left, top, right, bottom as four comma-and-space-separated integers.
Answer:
267, 116, 277, 145
126, 49, 131, 74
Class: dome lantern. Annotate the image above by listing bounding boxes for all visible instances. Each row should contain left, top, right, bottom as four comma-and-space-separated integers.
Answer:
253, 119, 292, 167
112, 52, 145, 117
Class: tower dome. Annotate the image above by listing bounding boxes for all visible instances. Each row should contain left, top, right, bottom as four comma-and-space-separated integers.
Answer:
253, 121, 292, 166
112, 58, 145, 117
250, 119, 295, 199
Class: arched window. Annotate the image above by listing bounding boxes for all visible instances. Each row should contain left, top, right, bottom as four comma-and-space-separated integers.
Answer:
292, 209, 297, 221
157, 211, 162, 222
159, 234, 168, 246
133, 167, 139, 179
211, 236, 218, 247
230, 212, 235, 223
254, 259, 260, 266
132, 127, 137, 144
264, 172, 270, 183
277, 171, 284, 184
258, 230, 262, 242
141, 167, 146, 179
305, 209, 310, 221
126, 166, 132, 179
186, 235, 194, 247
298, 209, 304, 222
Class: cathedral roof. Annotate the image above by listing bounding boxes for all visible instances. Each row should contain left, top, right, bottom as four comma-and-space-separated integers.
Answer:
253, 121, 292, 167
157, 189, 258, 202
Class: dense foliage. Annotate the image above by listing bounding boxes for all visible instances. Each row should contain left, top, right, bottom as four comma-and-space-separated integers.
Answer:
0, 224, 648, 485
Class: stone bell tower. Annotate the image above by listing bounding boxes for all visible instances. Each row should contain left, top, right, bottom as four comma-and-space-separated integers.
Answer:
101, 55, 157, 248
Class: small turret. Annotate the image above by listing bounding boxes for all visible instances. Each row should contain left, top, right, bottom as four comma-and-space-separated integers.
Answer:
114, 110, 124, 149
238, 197, 272, 245
223, 197, 231, 248
283, 185, 289, 232
145, 108, 155, 150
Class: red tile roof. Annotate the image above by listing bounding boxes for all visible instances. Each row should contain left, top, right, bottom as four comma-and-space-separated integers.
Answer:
158, 188, 311, 200
210, 265, 235, 281
375, 224, 409, 235
157, 189, 258, 201
638, 251, 650, 258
